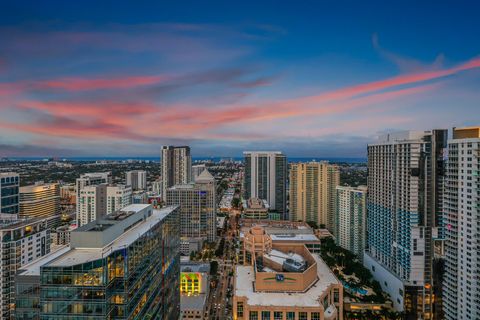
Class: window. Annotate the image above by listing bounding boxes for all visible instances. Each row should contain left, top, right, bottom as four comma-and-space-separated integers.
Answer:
299, 312, 308, 320
249, 311, 258, 320
274, 311, 283, 320
262, 311, 270, 320
286, 312, 295, 320
311, 312, 320, 320
237, 302, 244, 317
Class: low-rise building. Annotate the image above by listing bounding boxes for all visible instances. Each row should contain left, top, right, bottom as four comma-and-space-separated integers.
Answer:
180, 262, 210, 320
242, 198, 269, 219
234, 226, 343, 320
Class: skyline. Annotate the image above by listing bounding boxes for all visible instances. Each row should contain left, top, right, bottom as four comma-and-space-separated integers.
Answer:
1, 1, 480, 157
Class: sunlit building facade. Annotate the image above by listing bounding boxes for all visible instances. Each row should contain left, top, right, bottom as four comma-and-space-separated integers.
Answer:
161, 146, 192, 198
19, 183, 60, 219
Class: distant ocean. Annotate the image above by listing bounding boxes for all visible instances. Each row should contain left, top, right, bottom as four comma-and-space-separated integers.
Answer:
5, 156, 367, 164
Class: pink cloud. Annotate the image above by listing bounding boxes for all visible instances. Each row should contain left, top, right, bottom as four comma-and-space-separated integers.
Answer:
38, 75, 168, 91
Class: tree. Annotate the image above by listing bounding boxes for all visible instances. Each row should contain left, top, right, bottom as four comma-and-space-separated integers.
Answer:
210, 261, 219, 275
306, 221, 318, 229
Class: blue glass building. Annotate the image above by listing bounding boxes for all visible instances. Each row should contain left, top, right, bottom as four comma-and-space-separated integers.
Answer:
0, 172, 19, 214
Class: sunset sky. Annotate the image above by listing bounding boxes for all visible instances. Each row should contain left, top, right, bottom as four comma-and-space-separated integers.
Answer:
1, 1, 479, 157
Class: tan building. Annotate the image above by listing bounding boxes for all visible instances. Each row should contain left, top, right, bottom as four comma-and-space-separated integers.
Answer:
243, 198, 269, 219
289, 162, 340, 233
234, 226, 343, 320
19, 182, 60, 219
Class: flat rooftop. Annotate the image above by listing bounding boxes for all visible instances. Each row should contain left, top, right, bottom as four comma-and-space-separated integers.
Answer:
45, 206, 177, 268
180, 293, 207, 312
269, 234, 320, 242
263, 249, 305, 267
235, 254, 340, 307
18, 245, 70, 276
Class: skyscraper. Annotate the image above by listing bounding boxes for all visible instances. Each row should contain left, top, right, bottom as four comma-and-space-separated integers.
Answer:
192, 164, 206, 181
106, 184, 132, 214
0, 172, 19, 215
125, 170, 147, 191
166, 169, 216, 254
19, 182, 60, 219
364, 130, 447, 319
289, 162, 340, 231
243, 151, 287, 219
161, 146, 192, 198
0, 214, 50, 319
77, 184, 107, 226
335, 185, 367, 261
443, 127, 480, 320
15, 204, 181, 320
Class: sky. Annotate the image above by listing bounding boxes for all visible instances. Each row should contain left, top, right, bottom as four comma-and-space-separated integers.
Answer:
1, 1, 479, 158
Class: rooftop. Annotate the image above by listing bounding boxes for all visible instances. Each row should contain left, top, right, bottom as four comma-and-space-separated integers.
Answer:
44, 205, 177, 268
235, 253, 340, 307
18, 246, 70, 276
180, 293, 208, 312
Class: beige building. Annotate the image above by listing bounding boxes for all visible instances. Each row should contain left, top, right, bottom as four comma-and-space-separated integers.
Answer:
243, 198, 269, 219
289, 162, 339, 233
19, 182, 60, 219
234, 226, 343, 320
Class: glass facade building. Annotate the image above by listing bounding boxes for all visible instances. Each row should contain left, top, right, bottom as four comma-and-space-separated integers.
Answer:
0, 172, 20, 215
16, 204, 180, 320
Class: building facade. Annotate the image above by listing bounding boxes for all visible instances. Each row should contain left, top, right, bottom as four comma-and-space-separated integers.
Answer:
75, 172, 111, 224
234, 226, 343, 320
106, 184, 132, 214
125, 170, 147, 191
364, 130, 447, 319
335, 186, 367, 261
0, 214, 50, 319
166, 170, 216, 254
180, 262, 210, 320
192, 164, 206, 181
243, 151, 287, 219
77, 184, 107, 226
16, 204, 181, 320
0, 172, 19, 215
161, 146, 192, 198
19, 182, 60, 219
443, 127, 480, 320
289, 162, 340, 232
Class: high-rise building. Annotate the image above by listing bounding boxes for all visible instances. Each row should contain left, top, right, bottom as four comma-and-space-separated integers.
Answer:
364, 130, 447, 319
77, 184, 107, 226
166, 170, 216, 254
335, 185, 367, 261
0, 172, 19, 215
443, 127, 480, 320
15, 204, 181, 320
192, 164, 206, 181
243, 151, 287, 219
75, 172, 111, 222
19, 182, 60, 219
0, 214, 50, 319
161, 146, 192, 198
289, 162, 340, 231
106, 184, 132, 214
125, 170, 147, 191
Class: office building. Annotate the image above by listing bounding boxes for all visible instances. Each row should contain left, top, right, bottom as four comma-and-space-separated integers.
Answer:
19, 182, 60, 219
192, 164, 206, 181
161, 146, 192, 197
0, 214, 50, 319
0, 172, 19, 215
75, 172, 111, 223
15, 204, 181, 320
51, 224, 76, 246
243, 151, 287, 219
180, 261, 210, 320
443, 127, 480, 320
364, 130, 447, 319
234, 226, 343, 320
106, 184, 132, 214
77, 184, 107, 226
335, 185, 367, 261
125, 170, 147, 191
289, 162, 340, 232
166, 170, 216, 254
242, 198, 269, 219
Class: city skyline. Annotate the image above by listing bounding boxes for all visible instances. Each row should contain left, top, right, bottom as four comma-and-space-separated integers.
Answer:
1, 1, 480, 158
